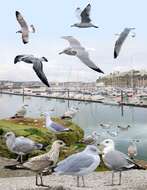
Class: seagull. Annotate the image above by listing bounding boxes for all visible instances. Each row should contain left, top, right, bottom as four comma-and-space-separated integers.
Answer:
82, 131, 100, 145
127, 140, 138, 160
4, 132, 43, 163
71, 4, 98, 28
54, 145, 100, 187
12, 105, 28, 118
16, 11, 35, 44
44, 112, 71, 132
23, 140, 65, 187
14, 55, 50, 87
100, 139, 144, 185
59, 36, 104, 74
114, 27, 135, 59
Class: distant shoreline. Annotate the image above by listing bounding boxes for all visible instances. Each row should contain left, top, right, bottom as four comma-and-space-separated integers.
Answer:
1, 91, 147, 108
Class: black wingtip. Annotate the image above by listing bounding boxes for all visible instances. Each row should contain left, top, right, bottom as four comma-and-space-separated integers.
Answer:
92, 67, 104, 74
114, 51, 117, 59
15, 11, 20, 16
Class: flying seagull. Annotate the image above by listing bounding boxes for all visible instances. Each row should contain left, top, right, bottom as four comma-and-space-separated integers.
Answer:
23, 140, 65, 187
4, 132, 43, 163
14, 55, 50, 87
16, 11, 35, 44
100, 139, 144, 185
114, 27, 135, 59
71, 4, 98, 28
44, 112, 71, 132
59, 36, 104, 74
54, 145, 100, 187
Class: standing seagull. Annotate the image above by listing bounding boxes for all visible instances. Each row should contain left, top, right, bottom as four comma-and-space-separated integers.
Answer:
14, 55, 50, 87
55, 145, 100, 187
23, 140, 65, 187
71, 4, 98, 28
4, 132, 43, 163
16, 11, 35, 44
114, 27, 135, 59
44, 112, 71, 132
100, 139, 143, 185
59, 36, 104, 74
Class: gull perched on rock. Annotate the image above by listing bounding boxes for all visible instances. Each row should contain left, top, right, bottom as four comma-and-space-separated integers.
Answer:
82, 131, 100, 145
12, 104, 28, 118
44, 112, 71, 132
14, 55, 50, 87
114, 27, 135, 59
23, 140, 65, 187
59, 36, 104, 74
55, 145, 100, 187
71, 4, 98, 28
16, 11, 35, 44
4, 132, 43, 163
100, 139, 144, 185
127, 140, 138, 160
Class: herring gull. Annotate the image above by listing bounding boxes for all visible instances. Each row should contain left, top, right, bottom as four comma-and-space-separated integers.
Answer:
55, 145, 100, 187
4, 131, 43, 163
16, 11, 35, 44
23, 140, 65, 187
71, 4, 98, 28
59, 36, 104, 74
14, 55, 50, 87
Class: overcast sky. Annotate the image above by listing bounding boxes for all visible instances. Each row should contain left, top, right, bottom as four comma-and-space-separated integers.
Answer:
0, 0, 147, 82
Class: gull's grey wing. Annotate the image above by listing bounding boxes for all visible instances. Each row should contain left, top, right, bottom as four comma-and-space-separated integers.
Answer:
13, 137, 35, 153
33, 60, 50, 87
50, 122, 66, 132
62, 36, 82, 48
114, 28, 131, 58
77, 50, 104, 73
16, 11, 28, 30
30, 24, 35, 33
104, 150, 135, 171
55, 152, 95, 173
80, 4, 91, 23
16, 11, 29, 44
14, 55, 34, 64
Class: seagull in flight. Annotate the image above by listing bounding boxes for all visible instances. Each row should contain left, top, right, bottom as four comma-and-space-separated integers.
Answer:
59, 36, 104, 74
14, 55, 50, 87
16, 11, 35, 44
71, 4, 98, 28
114, 27, 135, 59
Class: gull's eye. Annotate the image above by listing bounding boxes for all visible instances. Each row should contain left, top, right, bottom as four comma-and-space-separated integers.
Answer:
105, 140, 109, 143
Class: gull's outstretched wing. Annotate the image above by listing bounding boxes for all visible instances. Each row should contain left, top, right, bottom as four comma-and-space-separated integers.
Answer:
77, 50, 104, 74
14, 55, 34, 64
75, 7, 82, 21
114, 28, 132, 59
62, 36, 82, 48
16, 11, 29, 44
33, 60, 50, 87
80, 4, 91, 23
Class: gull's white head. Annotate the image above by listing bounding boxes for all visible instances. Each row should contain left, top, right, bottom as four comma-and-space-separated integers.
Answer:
4, 132, 15, 140
100, 139, 115, 154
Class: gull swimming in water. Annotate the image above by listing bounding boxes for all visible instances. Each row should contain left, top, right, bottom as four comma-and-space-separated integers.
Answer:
59, 36, 104, 74
114, 27, 135, 59
16, 11, 35, 44
44, 112, 71, 132
23, 140, 65, 187
100, 139, 143, 185
61, 107, 78, 119
14, 55, 50, 87
71, 4, 98, 28
55, 145, 100, 187
4, 132, 43, 163
127, 140, 138, 160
